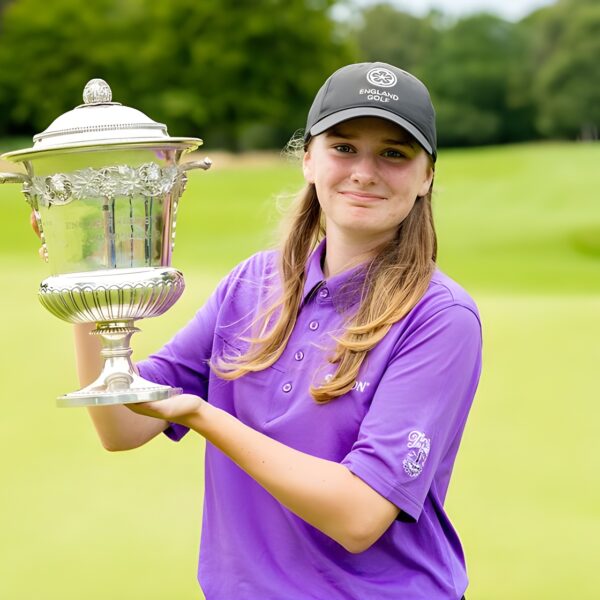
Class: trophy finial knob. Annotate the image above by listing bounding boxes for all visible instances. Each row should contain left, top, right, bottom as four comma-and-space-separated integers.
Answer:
83, 79, 112, 104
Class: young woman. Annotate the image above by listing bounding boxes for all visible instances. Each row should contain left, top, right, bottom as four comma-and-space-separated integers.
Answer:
74, 62, 481, 599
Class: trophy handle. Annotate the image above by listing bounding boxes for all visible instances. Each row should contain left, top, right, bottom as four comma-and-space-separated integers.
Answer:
181, 157, 212, 171
0, 172, 29, 184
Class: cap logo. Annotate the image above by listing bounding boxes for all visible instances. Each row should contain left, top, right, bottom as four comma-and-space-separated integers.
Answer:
366, 67, 397, 88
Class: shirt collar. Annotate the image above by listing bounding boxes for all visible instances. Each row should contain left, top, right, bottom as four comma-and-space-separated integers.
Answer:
302, 238, 369, 312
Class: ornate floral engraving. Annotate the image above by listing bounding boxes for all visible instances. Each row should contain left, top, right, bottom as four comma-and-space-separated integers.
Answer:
139, 162, 163, 196
45, 174, 73, 205
30, 163, 182, 207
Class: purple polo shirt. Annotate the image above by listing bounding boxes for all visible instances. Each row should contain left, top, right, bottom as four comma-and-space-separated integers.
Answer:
137, 239, 482, 600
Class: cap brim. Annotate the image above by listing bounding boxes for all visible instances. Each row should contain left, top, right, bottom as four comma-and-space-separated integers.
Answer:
308, 107, 434, 158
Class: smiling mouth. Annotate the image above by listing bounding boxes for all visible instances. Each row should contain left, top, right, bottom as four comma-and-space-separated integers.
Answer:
339, 191, 386, 201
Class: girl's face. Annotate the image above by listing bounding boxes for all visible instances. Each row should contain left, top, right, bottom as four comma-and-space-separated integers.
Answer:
303, 117, 433, 245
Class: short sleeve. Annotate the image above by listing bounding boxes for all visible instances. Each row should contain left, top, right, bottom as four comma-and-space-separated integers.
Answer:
137, 276, 227, 441
341, 304, 482, 521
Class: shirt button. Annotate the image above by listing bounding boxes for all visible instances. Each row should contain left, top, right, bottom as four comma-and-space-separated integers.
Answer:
309, 320, 319, 331
294, 350, 304, 361
318, 287, 329, 299
282, 382, 293, 393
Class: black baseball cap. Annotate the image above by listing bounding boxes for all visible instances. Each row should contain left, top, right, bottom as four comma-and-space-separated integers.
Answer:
305, 62, 437, 161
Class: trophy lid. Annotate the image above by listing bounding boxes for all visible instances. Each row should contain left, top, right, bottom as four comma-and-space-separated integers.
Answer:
2, 79, 201, 161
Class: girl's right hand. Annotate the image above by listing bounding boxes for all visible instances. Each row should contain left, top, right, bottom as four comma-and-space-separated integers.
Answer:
30, 210, 41, 239
30, 210, 47, 261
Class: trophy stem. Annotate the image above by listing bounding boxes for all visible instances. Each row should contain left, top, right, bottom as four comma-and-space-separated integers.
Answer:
95, 321, 139, 392
56, 320, 182, 408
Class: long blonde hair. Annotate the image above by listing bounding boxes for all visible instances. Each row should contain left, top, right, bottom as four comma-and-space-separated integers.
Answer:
211, 166, 437, 403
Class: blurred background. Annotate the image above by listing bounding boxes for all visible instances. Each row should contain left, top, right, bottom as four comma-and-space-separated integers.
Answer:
0, 0, 599, 598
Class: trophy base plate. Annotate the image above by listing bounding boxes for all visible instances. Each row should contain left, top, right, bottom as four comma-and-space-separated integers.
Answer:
57, 378, 183, 408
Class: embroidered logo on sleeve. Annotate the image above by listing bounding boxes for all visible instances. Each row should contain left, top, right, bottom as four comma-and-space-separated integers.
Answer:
402, 431, 431, 478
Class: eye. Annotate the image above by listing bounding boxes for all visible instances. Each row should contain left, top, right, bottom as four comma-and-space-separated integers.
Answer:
382, 148, 408, 159
333, 143, 355, 154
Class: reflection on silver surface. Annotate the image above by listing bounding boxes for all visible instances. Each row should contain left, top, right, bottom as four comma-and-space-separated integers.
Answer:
29, 159, 188, 275
39, 268, 185, 323
0, 79, 211, 407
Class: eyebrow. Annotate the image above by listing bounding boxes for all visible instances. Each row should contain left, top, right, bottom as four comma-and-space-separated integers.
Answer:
383, 138, 416, 147
325, 128, 353, 139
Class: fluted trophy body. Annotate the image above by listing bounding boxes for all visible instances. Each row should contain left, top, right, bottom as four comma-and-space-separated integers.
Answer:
0, 79, 211, 407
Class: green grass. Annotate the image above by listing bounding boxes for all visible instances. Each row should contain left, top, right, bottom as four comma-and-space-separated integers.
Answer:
1, 142, 599, 599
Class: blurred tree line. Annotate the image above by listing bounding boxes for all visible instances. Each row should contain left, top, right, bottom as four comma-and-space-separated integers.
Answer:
0, 0, 597, 150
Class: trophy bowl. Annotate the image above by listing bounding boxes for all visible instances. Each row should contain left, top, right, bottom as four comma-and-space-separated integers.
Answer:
0, 78, 211, 407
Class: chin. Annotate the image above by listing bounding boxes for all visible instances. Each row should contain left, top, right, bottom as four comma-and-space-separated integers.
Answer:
341, 222, 392, 240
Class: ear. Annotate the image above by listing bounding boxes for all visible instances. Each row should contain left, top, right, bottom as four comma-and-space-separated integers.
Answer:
417, 164, 434, 198
303, 148, 315, 185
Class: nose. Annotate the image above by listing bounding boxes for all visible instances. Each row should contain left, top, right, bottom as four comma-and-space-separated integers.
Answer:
350, 153, 378, 186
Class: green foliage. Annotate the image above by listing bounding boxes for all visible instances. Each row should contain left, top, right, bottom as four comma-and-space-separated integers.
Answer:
526, 0, 600, 138
0, 0, 355, 148
1, 0, 599, 148
354, 6, 543, 147
356, 5, 438, 76
356, 0, 599, 146
421, 13, 537, 146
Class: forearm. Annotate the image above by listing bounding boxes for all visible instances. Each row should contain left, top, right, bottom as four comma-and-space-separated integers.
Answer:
74, 323, 167, 451
74, 322, 102, 386
185, 403, 398, 552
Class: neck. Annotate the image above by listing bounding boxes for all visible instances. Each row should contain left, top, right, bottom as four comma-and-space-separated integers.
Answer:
322, 228, 390, 278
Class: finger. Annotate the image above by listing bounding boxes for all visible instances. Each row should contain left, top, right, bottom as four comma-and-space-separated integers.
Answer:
126, 399, 170, 419
30, 211, 41, 238
125, 400, 160, 416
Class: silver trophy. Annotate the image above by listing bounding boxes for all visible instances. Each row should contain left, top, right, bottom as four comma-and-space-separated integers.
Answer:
0, 78, 211, 407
